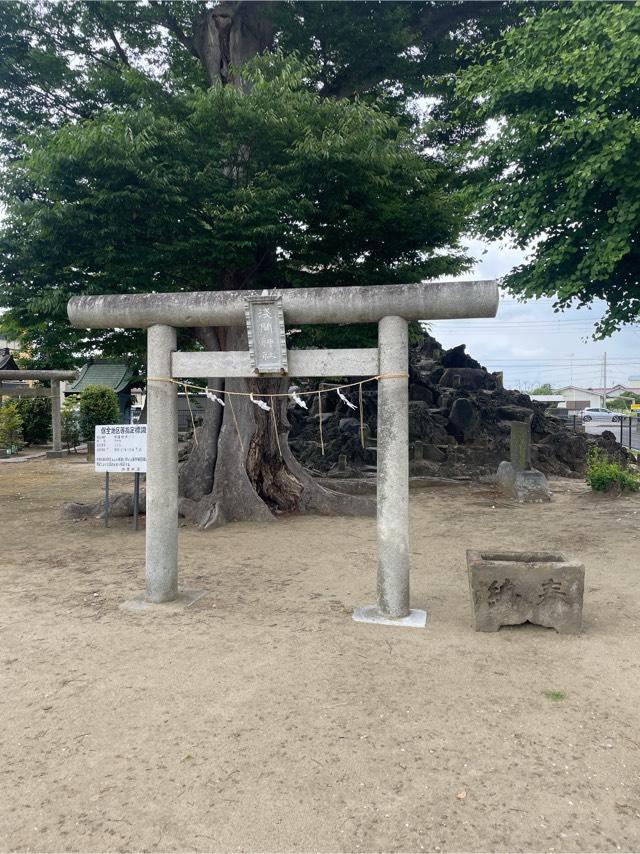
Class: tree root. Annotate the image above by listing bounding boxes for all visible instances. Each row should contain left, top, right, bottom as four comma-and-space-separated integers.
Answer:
63, 492, 145, 520
279, 438, 375, 517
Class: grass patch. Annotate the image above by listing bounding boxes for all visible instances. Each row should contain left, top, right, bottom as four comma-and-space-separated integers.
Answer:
543, 690, 567, 701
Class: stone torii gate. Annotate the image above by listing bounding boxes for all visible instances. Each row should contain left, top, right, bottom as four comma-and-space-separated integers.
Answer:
68, 279, 498, 625
0, 370, 78, 457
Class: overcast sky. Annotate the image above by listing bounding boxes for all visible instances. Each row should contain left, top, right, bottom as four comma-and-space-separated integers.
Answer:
434, 238, 640, 392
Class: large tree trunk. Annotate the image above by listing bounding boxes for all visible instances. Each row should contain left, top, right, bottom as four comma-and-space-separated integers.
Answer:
62, 3, 375, 527
176, 3, 373, 527
178, 326, 373, 528
192, 1, 275, 87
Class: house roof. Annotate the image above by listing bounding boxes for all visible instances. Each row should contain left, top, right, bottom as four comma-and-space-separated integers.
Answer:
557, 384, 640, 396
556, 385, 599, 395
587, 385, 640, 395
66, 359, 137, 394
588, 385, 624, 394
0, 348, 20, 371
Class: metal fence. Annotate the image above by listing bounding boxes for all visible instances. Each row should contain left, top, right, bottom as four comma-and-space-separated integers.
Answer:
565, 413, 640, 451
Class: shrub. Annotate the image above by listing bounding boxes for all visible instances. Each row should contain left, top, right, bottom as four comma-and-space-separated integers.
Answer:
585, 446, 639, 493
61, 398, 81, 450
607, 397, 630, 412
0, 400, 24, 453
78, 385, 120, 440
16, 395, 51, 445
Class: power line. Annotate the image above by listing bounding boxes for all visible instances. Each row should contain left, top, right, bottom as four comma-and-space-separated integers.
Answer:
433, 318, 603, 324
479, 358, 640, 364
483, 356, 594, 364
433, 317, 606, 323
430, 326, 606, 332
432, 322, 639, 332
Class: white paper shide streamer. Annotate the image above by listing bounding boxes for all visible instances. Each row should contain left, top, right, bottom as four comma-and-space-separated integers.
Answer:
206, 389, 225, 406
336, 389, 357, 410
250, 393, 271, 411
290, 390, 308, 409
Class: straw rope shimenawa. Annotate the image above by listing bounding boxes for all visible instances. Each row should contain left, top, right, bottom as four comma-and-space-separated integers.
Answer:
145, 373, 408, 455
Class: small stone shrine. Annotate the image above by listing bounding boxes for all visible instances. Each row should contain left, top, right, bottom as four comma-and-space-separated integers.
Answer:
496, 418, 552, 502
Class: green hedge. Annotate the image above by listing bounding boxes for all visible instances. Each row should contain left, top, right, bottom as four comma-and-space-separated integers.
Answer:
16, 396, 51, 445
0, 400, 24, 452
79, 385, 120, 439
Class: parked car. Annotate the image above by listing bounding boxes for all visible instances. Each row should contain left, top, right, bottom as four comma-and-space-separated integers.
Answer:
582, 407, 621, 423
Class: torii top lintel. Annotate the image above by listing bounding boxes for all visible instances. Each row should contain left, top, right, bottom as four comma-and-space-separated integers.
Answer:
0, 370, 77, 381
67, 280, 498, 329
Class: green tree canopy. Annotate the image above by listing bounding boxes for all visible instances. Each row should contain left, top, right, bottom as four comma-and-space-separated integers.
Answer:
607, 397, 629, 412
452, 2, 640, 337
0, 1, 523, 365
0, 1, 521, 154
0, 0, 532, 521
0, 55, 468, 363
530, 383, 554, 396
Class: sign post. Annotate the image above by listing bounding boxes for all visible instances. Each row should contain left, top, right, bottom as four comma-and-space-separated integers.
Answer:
95, 424, 147, 529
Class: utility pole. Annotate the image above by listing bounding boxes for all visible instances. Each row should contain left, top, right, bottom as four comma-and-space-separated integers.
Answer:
603, 351, 607, 407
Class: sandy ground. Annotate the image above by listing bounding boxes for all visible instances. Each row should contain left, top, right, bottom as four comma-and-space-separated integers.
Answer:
1, 457, 640, 854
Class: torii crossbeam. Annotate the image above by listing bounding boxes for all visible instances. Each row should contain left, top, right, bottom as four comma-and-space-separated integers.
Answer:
68, 279, 498, 626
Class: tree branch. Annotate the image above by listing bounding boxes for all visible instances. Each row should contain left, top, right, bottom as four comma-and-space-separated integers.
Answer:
105, 26, 130, 67
85, 3, 131, 67
153, 4, 199, 59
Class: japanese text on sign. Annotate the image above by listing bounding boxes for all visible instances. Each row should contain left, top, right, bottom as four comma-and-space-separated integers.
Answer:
95, 424, 147, 473
245, 295, 288, 374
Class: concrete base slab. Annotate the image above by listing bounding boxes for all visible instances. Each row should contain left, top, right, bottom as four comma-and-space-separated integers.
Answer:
46, 449, 67, 458
120, 589, 207, 612
353, 605, 427, 628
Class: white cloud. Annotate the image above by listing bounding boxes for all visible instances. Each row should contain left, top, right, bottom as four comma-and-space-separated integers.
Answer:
432, 238, 640, 391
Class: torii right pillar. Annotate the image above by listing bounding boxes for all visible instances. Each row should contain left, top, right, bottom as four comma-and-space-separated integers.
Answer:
377, 316, 410, 617
353, 314, 423, 627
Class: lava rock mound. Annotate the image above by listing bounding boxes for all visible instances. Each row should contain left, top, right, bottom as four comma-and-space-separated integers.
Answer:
288, 334, 629, 480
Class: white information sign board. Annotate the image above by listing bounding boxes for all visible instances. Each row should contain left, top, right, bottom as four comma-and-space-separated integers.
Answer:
95, 424, 147, 473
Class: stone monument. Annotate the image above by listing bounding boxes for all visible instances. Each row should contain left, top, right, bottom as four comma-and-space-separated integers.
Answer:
467, 549, 584, 634
496, 418, 551, 502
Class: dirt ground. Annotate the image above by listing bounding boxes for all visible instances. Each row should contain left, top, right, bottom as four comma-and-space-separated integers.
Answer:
1, 457, 640, 854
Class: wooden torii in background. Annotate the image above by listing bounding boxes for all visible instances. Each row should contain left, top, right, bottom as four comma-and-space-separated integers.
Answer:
68, 280, 498, 627
0, 370, 78, 457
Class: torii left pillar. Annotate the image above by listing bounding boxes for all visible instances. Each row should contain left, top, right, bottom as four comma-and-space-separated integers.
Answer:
145, 325, 178, 602
376, 316, 410, 616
